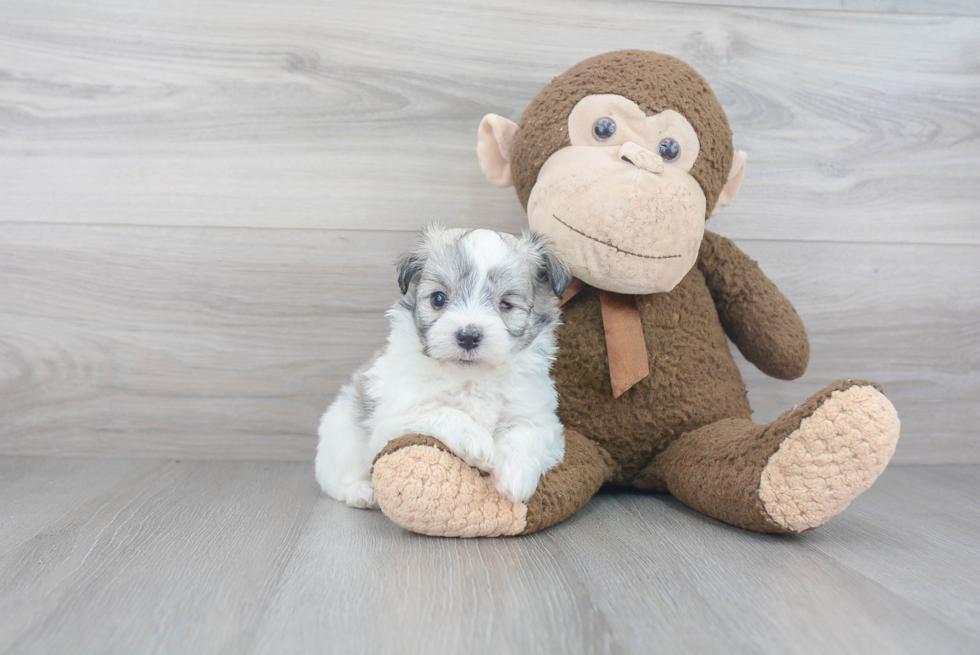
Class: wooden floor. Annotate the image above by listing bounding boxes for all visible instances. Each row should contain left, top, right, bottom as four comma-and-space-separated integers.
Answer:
1, 458, 977, 654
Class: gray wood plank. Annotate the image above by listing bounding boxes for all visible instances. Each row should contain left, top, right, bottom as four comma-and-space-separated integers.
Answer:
804, 466, 980, 638
0, 0, 977, 245
880, 465, 980, 526
1, 224, 976, 462
672, 0, 980, 15
545, 488, 980, 653
0, 224, 411, 460
0, 457, 165, 555
0, 459, 317, 654
249, 496, 621, 655
1, 459, 976, 654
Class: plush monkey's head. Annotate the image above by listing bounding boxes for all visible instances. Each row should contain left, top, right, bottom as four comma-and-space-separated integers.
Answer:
477, 50, 747, 295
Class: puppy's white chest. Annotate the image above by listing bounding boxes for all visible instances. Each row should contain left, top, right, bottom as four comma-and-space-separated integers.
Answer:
442, 382, 504, 431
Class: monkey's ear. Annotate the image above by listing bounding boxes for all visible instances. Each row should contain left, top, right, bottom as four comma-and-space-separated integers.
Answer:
710, 150, 748, 217
477, 114, 519, 188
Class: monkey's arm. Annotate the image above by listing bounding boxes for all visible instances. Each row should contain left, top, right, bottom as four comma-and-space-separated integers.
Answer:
697, 230, 809, 380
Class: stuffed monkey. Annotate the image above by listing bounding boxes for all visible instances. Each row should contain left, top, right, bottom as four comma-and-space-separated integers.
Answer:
370, 50, 900, 537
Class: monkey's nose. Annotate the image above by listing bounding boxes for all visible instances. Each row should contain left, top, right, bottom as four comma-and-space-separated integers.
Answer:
456, 327, 482, 351
619, 141, 664, 174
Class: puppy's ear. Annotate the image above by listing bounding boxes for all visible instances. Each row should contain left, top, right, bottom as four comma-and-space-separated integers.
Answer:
396, 222, 443, 294
521, 230, 572, 300
396, 251, 424, 295
542, 251, 572, 300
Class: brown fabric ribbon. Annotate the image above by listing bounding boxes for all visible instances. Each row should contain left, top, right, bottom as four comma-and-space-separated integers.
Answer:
558, 279, 650, 398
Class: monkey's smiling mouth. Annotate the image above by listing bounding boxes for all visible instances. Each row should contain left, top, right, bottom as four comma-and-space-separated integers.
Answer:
552, 215, 681, 261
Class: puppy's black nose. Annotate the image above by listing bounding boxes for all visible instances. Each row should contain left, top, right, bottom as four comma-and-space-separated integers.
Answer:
456, 327, 482, 351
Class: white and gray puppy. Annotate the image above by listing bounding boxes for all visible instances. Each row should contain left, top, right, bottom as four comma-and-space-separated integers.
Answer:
315, 224, 572, 509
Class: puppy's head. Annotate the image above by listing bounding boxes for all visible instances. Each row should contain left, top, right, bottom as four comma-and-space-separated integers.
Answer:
396, 224, 571, 368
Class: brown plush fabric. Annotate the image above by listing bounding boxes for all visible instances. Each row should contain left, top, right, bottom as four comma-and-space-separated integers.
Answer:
510, 50, 734, 218
521, 429, 618, 535
766, 378, 883, 444
635, 379, 879, 532
639, 418, 780, 532
644, 379, 884, 532
698, 231, 810, 380
551, 236, 758, 484
373, 433, 451, 466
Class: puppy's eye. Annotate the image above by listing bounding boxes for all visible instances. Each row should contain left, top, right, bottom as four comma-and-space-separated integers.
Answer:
658, 138, 680, 162
499, 300, 512, 311
431, 292, 447, 309
592, 117, 616, 142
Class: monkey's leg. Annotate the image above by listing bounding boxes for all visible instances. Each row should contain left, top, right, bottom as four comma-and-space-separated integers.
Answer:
635, 379, 900, 533
371, 430, 616, 537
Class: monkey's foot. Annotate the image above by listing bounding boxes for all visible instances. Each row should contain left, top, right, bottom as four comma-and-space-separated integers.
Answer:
372, 435, 527, 538
759, 381, 901, 532
372, 431, 616, 538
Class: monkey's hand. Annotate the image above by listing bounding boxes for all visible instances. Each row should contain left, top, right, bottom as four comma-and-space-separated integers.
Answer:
698, 230, 810, 380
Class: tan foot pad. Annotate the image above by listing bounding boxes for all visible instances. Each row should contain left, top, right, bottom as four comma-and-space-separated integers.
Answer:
760, 385, 900, 532
373, 444, 527, 538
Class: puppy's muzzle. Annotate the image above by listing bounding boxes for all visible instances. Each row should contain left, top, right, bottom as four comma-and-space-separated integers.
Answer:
456, 326, 482, 351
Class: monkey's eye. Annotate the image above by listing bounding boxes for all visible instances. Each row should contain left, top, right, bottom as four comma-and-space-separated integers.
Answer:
431, 292, 447, 309
658, 138, 681, 162
499, 300, 513, 311
592, 117, 616, 142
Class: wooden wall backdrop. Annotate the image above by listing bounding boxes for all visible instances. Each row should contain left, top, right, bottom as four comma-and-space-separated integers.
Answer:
1, 0, 977, 463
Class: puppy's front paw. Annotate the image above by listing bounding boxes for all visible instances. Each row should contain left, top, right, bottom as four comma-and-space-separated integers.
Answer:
345, 481, 378, 509
491, 448, 543, 504
450, 428, 495, 472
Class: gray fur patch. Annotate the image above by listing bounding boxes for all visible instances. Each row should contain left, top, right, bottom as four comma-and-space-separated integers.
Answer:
349, 347, 384, 430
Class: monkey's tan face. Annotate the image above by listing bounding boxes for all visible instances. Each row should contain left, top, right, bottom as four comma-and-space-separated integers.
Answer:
526, 94, 706, 295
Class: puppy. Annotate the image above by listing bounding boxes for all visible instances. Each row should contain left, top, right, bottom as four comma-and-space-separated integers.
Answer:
315, 224, 572, 509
